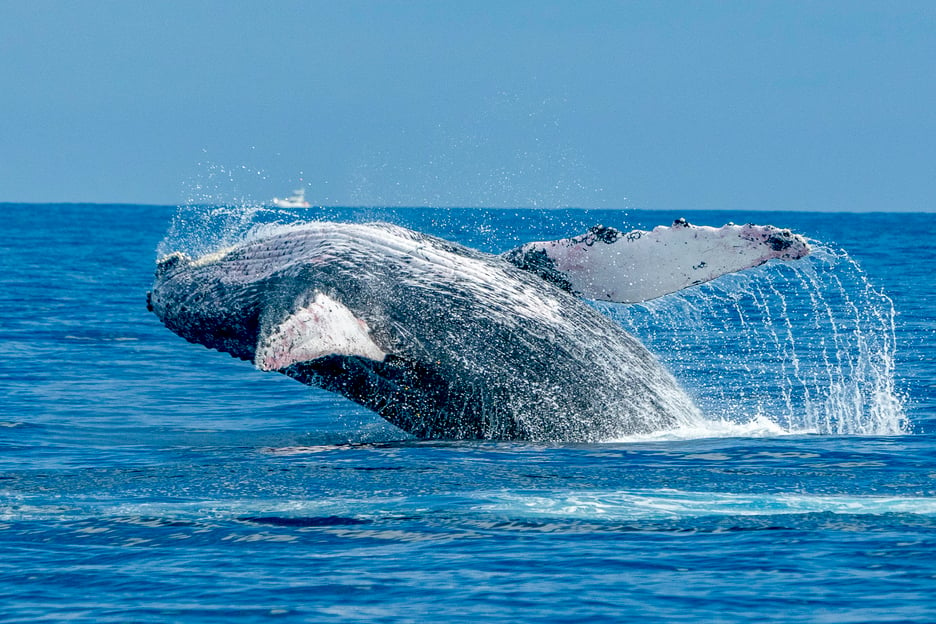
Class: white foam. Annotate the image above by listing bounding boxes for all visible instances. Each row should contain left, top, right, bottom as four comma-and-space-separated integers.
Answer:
473, 489, 936, 520
606, 414, 804, 443
5, 489, 934, 524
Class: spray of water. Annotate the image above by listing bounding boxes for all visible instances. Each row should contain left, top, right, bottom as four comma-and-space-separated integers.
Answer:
159, 162, 314, 259
157, 189, 908, 439
602, 243, 908, 436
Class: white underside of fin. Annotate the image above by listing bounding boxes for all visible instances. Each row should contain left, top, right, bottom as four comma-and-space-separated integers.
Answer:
255, 293, 386, 371
518, 222, 809, 303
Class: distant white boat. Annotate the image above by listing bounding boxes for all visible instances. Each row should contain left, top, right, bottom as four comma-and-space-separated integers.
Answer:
272, 188, 311, 208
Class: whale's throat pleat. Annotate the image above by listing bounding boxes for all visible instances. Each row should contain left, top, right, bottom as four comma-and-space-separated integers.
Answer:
284, 355, 527, 440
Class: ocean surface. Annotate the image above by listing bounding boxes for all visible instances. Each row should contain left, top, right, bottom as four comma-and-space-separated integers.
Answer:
1, 203, 934, 623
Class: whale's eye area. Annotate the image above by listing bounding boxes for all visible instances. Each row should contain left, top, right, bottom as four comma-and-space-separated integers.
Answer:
155, 251, 191, 278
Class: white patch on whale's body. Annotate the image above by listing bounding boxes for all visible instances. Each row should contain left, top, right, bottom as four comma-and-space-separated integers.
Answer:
255, 293, 386, 371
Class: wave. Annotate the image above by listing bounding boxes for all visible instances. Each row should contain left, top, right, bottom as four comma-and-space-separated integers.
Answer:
4, 489, 935, 525
472, 489, 936, 521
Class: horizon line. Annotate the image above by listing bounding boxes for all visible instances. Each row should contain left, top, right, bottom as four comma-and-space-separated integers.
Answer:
1, 201, 932, 214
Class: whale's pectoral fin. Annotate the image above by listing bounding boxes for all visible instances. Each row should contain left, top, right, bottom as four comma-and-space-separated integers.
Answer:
503, 219, 811, 304
255, 293, 386, 371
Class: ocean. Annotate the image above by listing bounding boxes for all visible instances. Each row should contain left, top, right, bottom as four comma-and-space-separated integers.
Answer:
1, 203, 934, 623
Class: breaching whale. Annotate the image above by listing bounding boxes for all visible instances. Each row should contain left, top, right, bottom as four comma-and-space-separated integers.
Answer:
148, 218, 809, 441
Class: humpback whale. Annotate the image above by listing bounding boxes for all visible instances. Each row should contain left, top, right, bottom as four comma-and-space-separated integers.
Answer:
148, 219, 809, 441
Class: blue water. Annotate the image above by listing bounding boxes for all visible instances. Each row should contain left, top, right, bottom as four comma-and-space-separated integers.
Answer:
1, 203, 934, 623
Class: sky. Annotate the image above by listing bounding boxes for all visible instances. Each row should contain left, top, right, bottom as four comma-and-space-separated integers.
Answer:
1, 1, 934, 211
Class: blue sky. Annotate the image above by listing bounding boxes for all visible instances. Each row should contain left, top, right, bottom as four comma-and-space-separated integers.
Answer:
1, 1, 933, 211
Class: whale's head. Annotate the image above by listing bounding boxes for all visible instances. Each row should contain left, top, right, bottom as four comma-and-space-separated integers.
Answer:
147, 247, 264, 362
147, 252, 191, 314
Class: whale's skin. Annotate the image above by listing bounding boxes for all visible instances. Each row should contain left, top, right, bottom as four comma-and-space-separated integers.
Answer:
148, 221, 701, 441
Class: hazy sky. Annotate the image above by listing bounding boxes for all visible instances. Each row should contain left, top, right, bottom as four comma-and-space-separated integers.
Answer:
2, 1, 934, 211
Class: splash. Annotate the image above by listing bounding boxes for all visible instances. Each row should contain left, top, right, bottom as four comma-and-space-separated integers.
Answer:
603, 244, 908, 437
607, 414, 792, 443
154, 199, 907, 439
160, 161, 317, 259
